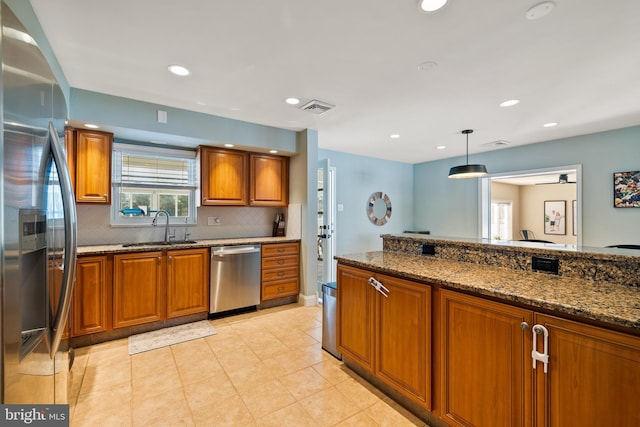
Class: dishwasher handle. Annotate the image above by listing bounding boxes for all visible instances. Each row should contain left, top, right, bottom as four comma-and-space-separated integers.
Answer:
212, 245, 261, 257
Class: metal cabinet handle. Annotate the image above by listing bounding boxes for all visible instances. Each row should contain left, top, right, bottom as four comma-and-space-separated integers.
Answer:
277, 271, 284, 276
278, 287, 285, 292
367, 277, 389, 297
520, 322, 530, 331
531, 324, 550, 373
277, 248, 285, 252
277, 259, 284, 264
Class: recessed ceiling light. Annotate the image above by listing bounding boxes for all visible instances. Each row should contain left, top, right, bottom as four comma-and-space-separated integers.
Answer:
269, 150, 278, 154
84, 123, 99, 129
526, 1, 555, 20
418, 0, 449, 13
168, 65, 190, 76
500, 99, 520, 107
417, 61, 438, 71
285, 97, 300, 105
224, 143, 234, 148
436, 145, 446, 150
390, 134, 400, 139
543, 122, 558, 127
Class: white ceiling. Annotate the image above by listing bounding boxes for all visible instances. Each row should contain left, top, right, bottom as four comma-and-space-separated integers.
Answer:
30, 0, 640, 164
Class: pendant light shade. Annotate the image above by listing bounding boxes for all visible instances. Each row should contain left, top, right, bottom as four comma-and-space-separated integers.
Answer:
448, 129, 488, 179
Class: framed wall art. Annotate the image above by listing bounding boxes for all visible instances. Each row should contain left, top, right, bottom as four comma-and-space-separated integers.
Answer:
613, 171, 640, 208
544, 200, 566, 235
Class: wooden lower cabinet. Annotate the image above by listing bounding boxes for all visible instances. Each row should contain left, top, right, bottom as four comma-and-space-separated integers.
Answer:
534, 314, 640, 427
439, 289, 533, 427
337, 265, 432, 409
72, 256, 110, 336
261, 242, 300, 301
166, 248, 209, 318
337, 265, 375, 370
439, 290, 640, 427
113, 252, 165, 328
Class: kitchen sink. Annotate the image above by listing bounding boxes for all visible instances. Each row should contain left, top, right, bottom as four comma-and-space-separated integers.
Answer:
122, 240, 198, 247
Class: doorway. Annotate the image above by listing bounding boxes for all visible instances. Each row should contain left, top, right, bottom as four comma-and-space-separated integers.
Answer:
480, 165, 582, 246
317, 159, 336, 298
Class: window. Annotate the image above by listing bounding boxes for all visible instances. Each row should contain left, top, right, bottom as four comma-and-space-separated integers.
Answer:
490, 201, 512, 240
111, 143, 197, 226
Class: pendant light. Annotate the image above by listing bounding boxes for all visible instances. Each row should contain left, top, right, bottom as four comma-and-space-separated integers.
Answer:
448, 129, 488, 179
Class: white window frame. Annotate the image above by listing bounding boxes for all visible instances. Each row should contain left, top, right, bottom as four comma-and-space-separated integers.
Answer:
110, 142, 198, 226
490, 200, 512, 240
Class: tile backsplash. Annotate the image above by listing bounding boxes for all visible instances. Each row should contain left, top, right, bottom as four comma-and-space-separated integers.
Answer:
77, 204, 286, 246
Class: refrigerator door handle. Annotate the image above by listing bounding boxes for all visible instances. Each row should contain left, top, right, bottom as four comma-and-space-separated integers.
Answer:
48, 121, 77, 358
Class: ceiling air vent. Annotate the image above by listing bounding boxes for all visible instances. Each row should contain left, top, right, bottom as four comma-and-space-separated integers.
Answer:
299, 99, 335, 115
482, 140, 511, 148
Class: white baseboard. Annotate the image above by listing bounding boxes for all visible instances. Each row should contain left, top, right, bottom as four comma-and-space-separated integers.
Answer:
298, 294, 317, 307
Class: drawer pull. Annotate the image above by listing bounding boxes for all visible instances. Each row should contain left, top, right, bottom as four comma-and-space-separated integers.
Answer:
277, 248, 285, 252
277, 259, 284, 264
278, 287, 285, 292
277, 271, 285, 276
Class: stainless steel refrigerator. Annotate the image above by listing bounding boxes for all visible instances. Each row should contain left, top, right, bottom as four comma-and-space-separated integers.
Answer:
1, 2, 77, 404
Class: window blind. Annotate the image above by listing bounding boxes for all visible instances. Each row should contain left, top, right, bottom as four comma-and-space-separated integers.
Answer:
113, 149, 196, 188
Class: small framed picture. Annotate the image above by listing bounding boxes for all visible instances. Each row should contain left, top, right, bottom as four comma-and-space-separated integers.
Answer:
614, 171, 640, 208
544, 200, 566, 235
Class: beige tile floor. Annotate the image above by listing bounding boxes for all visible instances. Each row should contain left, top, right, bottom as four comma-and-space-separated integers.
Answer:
69, 304, 427, 427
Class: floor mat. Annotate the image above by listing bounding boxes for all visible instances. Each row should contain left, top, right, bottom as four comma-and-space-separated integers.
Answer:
128, 321, 216, 355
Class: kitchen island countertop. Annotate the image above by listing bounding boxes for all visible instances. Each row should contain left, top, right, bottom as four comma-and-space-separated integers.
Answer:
336, 250, 640, 333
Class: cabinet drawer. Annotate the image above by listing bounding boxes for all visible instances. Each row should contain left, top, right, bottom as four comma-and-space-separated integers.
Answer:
262, 243, 299, 257
262, 278, 299, 300
262, 254, 299, 269
262, 266, 299, 282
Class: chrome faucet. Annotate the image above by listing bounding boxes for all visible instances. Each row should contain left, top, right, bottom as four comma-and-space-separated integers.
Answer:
152, 210, 172, 243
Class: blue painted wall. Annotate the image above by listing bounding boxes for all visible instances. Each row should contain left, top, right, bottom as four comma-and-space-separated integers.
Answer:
414, 125, 640, 247
318, 149, 414, 255
70, 89, 298, 153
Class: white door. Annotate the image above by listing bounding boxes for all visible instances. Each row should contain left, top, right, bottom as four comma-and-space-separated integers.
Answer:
317, 159, 336, 292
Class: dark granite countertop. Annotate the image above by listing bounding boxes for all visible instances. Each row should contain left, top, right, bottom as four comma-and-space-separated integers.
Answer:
336, 251, 640, 333
78, 236, 299, 256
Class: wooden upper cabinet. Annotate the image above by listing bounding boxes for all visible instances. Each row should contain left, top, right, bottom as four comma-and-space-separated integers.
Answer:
200, 147, 248, 206
66, 128, 112, 204
249, 153, 288, 207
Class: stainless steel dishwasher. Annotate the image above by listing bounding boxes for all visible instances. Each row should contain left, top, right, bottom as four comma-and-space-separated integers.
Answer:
210, 245, 262, 314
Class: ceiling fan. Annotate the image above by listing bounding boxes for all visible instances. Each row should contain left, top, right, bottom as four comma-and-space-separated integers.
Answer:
537, 173, 577, 185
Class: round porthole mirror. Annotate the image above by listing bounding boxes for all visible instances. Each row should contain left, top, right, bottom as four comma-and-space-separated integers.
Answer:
367, 192, 392, 226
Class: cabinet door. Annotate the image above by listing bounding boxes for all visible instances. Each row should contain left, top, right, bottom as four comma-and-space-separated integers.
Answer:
534, 314, 640, 427
249, 153, 288, 207
75, 130, 112, 204
337, 265, 375, 371
375, 274, 431, 409
200, 147, 248, 206
166, 248, 209, 318
440, 290, 533, 427
72, 256, 110, 336
113, 252, 165, 328
64, 127, 76, 191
